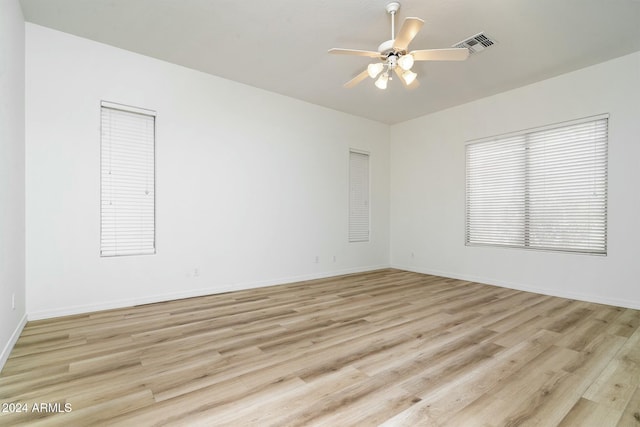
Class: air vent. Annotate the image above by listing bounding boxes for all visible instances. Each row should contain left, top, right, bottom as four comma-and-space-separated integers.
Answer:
453, 32, 497, 55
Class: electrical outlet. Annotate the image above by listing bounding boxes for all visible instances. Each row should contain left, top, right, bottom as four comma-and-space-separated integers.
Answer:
315, 256, 319, 264
12, 293, 15, 310
333, 255, 336, 263
194, 268, 200, 278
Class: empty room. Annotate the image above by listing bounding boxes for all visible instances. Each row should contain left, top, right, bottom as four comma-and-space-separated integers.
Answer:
2, 0, 640, 425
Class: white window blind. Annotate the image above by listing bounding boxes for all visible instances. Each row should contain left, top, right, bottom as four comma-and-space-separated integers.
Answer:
349, 150, 370, 242
466, 115, 608, 255
101, 101, 156, 257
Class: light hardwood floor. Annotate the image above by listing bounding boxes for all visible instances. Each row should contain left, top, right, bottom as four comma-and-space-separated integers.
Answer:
1, 269, 640, 426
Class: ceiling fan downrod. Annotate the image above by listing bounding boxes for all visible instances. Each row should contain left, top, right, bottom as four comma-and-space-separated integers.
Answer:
386, 2, 400, 42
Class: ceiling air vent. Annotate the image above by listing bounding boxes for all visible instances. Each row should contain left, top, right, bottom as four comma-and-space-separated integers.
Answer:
452, 32, 497, 55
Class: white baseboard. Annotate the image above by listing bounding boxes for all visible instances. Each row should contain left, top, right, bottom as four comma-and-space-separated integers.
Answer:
27, 264, 391, 321
391, 264, 640, 310
0, 313, 27, 373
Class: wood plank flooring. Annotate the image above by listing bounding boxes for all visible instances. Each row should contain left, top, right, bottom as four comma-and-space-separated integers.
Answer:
1, 269, 640, 426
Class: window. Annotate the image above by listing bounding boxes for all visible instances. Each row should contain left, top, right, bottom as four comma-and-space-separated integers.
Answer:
349, 150, 370, 242
466, 115, 608, 255
100, 101, 156, 256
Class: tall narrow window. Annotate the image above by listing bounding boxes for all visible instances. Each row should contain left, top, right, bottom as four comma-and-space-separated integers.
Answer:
466, 115, 608, 255
100, 101, 156, 256
349, 150, 370, 242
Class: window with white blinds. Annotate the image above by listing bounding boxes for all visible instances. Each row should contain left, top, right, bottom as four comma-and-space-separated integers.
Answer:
466, 115, 608, 255
100, 101, 156, 257
349, 150, 370, 242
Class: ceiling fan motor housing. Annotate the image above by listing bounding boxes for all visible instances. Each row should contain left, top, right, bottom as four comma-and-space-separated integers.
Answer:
377, 39, 395, 54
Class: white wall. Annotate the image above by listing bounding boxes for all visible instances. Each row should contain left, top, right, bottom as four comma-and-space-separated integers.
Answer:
390, 52, 640, 308
25, 23, 390, 319
0, 0, 27, 369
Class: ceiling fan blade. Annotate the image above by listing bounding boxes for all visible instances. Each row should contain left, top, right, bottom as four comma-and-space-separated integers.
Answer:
393, 17, 424, 51
393, 67, 420, 89
410, 48, 470, 61
344, 69, 370, 88
328, 48, 382, 58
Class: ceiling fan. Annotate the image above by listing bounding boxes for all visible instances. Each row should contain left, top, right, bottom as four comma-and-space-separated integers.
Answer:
329, 1, 469, 90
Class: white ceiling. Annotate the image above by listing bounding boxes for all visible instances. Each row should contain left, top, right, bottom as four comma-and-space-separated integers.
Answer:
19, 0, 640, 124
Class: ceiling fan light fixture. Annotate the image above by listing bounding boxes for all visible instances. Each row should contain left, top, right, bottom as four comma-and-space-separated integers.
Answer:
402, 69, 417, 85
398, 53, 414, 71
367, 62, 384, 79
329, 2, 469, 90
375, 72, 389, 89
